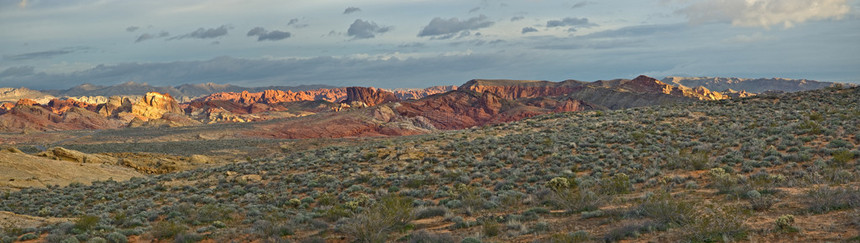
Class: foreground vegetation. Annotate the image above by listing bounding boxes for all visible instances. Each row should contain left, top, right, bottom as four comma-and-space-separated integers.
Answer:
1, 87, 858, 242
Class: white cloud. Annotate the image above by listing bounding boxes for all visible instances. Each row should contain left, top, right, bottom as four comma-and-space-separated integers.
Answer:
678, 0, 851, 28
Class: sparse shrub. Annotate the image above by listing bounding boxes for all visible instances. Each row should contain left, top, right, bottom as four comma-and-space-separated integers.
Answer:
545, 177, 603, 213
549, 231, 589, 243
601, 173, 632, 195
832, 149, 855, 167
407, 230, 457, 243
173, 232, 203, 243
603, 221, 661, 242
152, 221, 187, 240
414, 206, 447, 219
18, 233, 38, 241
481, 219, 501, 237
638, 191, 695, 226
709, 168, 740, 194
342, 195, 414, 243
805, 186, 860, 213
461, 237, 482, 243
749, 195, 776, 211
775, 214, 798, 232
75, 215, 100, 232
685, 204, 748, 242
87, 237, 107, 243
105, 232, 128, 243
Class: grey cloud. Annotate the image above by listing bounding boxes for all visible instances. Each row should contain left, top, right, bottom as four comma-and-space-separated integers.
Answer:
347, 19, 391, 39
582, 24, 685, 39
258, 31, 291, 41
0, 66, 36, 78
546, 17, 595, 28
3, 47, 87, 61
287, 18, 308, 28
169, 25, 230, 40
247, 27, 267, 36
418, 15, 494, 38
343, 7, 361, 14
522, 27, 538, 34
135, 31, 169, 43
469, 7, 481, 13
126, 26, 139, 32
246, 27, 291, 41
398, 42, 425, 48
572, 1, 590, 9
510, 16, 524, 21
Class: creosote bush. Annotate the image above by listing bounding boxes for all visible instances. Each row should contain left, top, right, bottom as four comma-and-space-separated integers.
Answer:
341, 195, 414, 243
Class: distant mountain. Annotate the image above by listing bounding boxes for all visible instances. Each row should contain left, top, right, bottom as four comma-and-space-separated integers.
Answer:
461, 75, 728, 109
42, 82, 339, 98
0, 87, 55, 104
661, 76, 841, 93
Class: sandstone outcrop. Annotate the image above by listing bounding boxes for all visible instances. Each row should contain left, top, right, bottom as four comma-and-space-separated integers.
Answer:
391, 85, 458, 100
203, 88, 349, 104
344, 87, 400, 107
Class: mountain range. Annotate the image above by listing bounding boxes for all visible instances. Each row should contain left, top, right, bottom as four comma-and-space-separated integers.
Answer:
0, 75, 849, 136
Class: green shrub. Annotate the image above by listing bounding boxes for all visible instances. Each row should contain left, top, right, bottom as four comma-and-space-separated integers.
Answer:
638, 191, 696, 226
709, 168, 741, 194
775, 214, 798, 232
481, 219, 501, 237
602, 173, 632, 195
546, 177, 603, 213
152, 221, 186, 240
549, 231, 589, 242
805, 186, 860, 213
105, 232, 128, 243
342, 195, 414, 243
74, 215, 100, 231
685, 204, 748, 242
18, 233, 38, 241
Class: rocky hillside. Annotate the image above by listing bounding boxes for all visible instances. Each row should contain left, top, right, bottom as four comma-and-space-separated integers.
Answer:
0, 87, 55, 104
662, 76, 841, 93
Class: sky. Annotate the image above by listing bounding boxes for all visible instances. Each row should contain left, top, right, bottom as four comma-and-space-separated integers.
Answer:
1, 0, 859, 89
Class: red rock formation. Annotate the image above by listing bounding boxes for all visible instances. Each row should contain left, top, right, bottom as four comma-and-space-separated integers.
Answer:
131, 92, 182, 120
343, 87, 400, 107
391, 85, 458, 100
46, 99, 99, 114
459, 79, 585, 100
203, 88, 349, 104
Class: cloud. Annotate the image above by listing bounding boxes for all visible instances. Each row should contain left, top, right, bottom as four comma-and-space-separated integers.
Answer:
510, 16, 524, 22
287, 18, 309, 28
18, 0, 26, 8
246, 27, 292, 41
522, 27, 538, 34
126, 26, 140, 32
546, 17, 596, 28
3, 47, 87, 61
418, 15, 494, 38
168, 25, 230, 40
347, 19, 391, 39
722, 32, 774, 43
343, 7, 361, 14
676, 0, 851, 28
398, 42, 426, 48
469, 7, 481, 13
581, 24, 685, 39
0, 66, 35, 78
135, 31, 169, 43
572, 1, 590, 9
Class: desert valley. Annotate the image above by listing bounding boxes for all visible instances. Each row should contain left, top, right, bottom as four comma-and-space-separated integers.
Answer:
2, 0, 859, 242
1, 75, 858, 242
